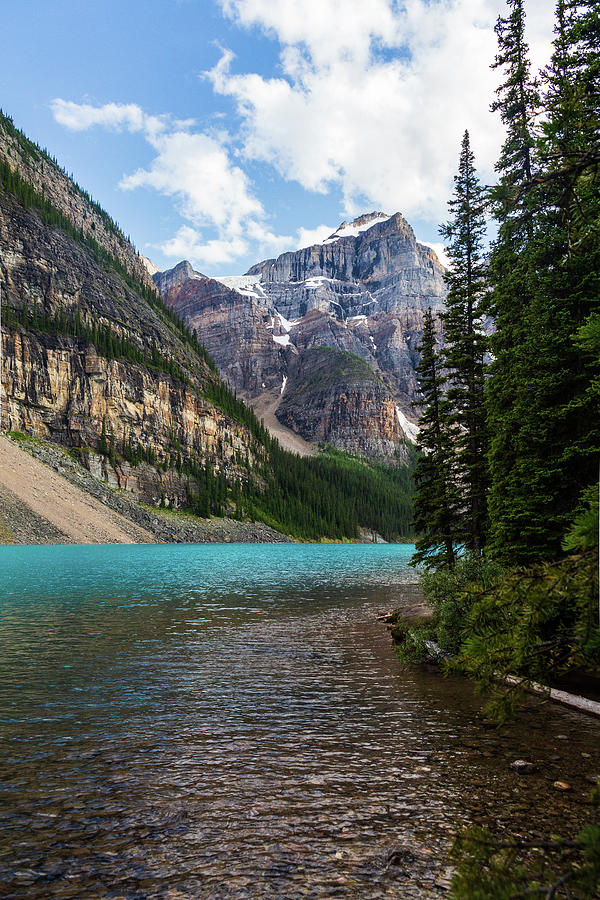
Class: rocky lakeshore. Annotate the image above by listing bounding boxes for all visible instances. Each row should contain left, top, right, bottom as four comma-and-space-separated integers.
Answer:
0, 434, 291, 544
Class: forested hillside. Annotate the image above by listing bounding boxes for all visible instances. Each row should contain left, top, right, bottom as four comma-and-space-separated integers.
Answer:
0, 110, 415, 542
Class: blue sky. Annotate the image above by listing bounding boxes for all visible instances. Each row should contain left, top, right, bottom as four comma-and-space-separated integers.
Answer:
3, 0, 554, 275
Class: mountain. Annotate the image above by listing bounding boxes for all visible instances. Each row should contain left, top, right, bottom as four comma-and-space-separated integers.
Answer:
154, 212, 446, 462
0, 113, 256, 511
0, 112, 415, 541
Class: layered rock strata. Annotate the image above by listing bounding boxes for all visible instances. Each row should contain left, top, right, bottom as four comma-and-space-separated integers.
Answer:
154, 213, 445, 459
0, 134, 256, 508
277, 348, 410, 463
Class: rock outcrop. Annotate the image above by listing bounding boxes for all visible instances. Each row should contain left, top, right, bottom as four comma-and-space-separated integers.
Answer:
0, 435, 291, 544
154, 212, 446, 460
277, 347, 408, 463
0, 112, 153, 293
0, 116, 258, 508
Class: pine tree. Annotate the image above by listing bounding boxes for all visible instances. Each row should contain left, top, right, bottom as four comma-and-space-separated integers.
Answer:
532, 0, 600, 544
487, 0, 599, 563
486, 0, 542, 562
439, 130, 489, 555
490, 0, 540, 217
411, 309, 459, 569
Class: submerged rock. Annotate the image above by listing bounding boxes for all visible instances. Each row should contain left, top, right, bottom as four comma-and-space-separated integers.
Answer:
510, 760, 537, 774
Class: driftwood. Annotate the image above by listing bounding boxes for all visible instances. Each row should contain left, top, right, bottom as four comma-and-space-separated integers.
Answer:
504, 674, 600, 719
377, 612, 600, 719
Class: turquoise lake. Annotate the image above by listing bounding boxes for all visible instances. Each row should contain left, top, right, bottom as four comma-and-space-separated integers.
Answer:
1, 543, 599, 898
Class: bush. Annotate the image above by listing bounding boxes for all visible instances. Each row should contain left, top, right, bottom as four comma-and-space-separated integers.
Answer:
421, 555, 505, 654
457, 549, 600, 721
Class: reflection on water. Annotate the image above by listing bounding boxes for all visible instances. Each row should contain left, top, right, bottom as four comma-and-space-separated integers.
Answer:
0, 544, 598, 898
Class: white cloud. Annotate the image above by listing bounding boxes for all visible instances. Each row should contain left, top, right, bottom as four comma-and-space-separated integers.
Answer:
212, 0, 555, 223
51, 98, 276, 268
121, 131, 263, 232
51, 1, 555, 269
51, 99, 166, 137
160, 225, 249, 266
296, 224, 336, 248
220, 0, 400, 68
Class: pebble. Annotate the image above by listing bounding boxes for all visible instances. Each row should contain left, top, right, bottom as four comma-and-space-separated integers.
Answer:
510, 759, 536, 774
552, 781, 572, 791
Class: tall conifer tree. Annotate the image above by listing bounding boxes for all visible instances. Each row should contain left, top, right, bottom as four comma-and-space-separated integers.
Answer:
487, 0, 599, 563
486, 0, 542, 562
439, 131, 489, 555
412, 309, 459, 569
490, 0, 539, 204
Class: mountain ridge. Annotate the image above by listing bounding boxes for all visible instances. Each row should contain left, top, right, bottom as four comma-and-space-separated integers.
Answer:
0, 110, 416, 540
153, 210, 447, 461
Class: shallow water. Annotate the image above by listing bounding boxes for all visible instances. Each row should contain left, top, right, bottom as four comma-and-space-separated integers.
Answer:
0, 543, 598, 898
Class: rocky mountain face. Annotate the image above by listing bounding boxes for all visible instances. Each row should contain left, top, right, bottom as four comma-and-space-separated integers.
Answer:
0, 113, 153, 293
155, 212, 446, 462
277, 347, 406, 460
0, 114, 258, 508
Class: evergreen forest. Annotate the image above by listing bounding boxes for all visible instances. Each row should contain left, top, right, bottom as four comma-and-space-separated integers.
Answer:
406, 1, 599, 896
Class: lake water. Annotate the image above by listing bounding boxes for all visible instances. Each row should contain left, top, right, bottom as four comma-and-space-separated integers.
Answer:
1, 543, 599, 898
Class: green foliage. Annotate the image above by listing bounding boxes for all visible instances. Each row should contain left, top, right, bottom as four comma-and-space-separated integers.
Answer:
0, 146, 216, 376
9, 299, 189, 384
486, 0, 600, 565
456, 550, 599, 723
562, 484, 599, 552
237, 444, 416, 541
490, 0, 539, 209
412, 133, 489, 569
411, 308, 460, 569
450, 820, 600, 900
426, 6, 600, 895
288, 347, 383, 393
439, 130, 489, 555
421, 555, 505, 655
390, 619, 437, 665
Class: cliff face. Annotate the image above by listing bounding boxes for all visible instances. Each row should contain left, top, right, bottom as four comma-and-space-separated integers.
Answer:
3, 329, 247, 504
155, 212, 445, 460
154, 271, 286, 396
0, 119, 256, 508
277, 348, 409, 463
249, 212, 444, 301
0, 112, 153, 293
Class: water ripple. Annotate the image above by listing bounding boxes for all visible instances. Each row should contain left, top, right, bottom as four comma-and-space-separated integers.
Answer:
0, 544, 599, 898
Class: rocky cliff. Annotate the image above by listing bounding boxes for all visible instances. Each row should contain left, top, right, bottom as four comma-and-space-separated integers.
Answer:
0, 112, 417, 541
0, 112, 153, 293
277, 347, 407, 462
0, 115, 259, 509
154, 212, 446, 461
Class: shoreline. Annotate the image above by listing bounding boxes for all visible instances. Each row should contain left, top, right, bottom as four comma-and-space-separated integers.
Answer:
0, 434, 291, 545
0, 435, 412, 546
385, 597, 600, 719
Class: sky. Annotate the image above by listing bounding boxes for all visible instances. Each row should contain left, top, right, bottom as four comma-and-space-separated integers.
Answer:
3, 0, 556, 276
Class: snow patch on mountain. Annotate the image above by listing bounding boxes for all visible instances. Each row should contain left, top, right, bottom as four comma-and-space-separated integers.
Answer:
214, 274, 266, 297
396, 406, 420, 443
323, 213, 391, 244
276, 312, 300, 332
